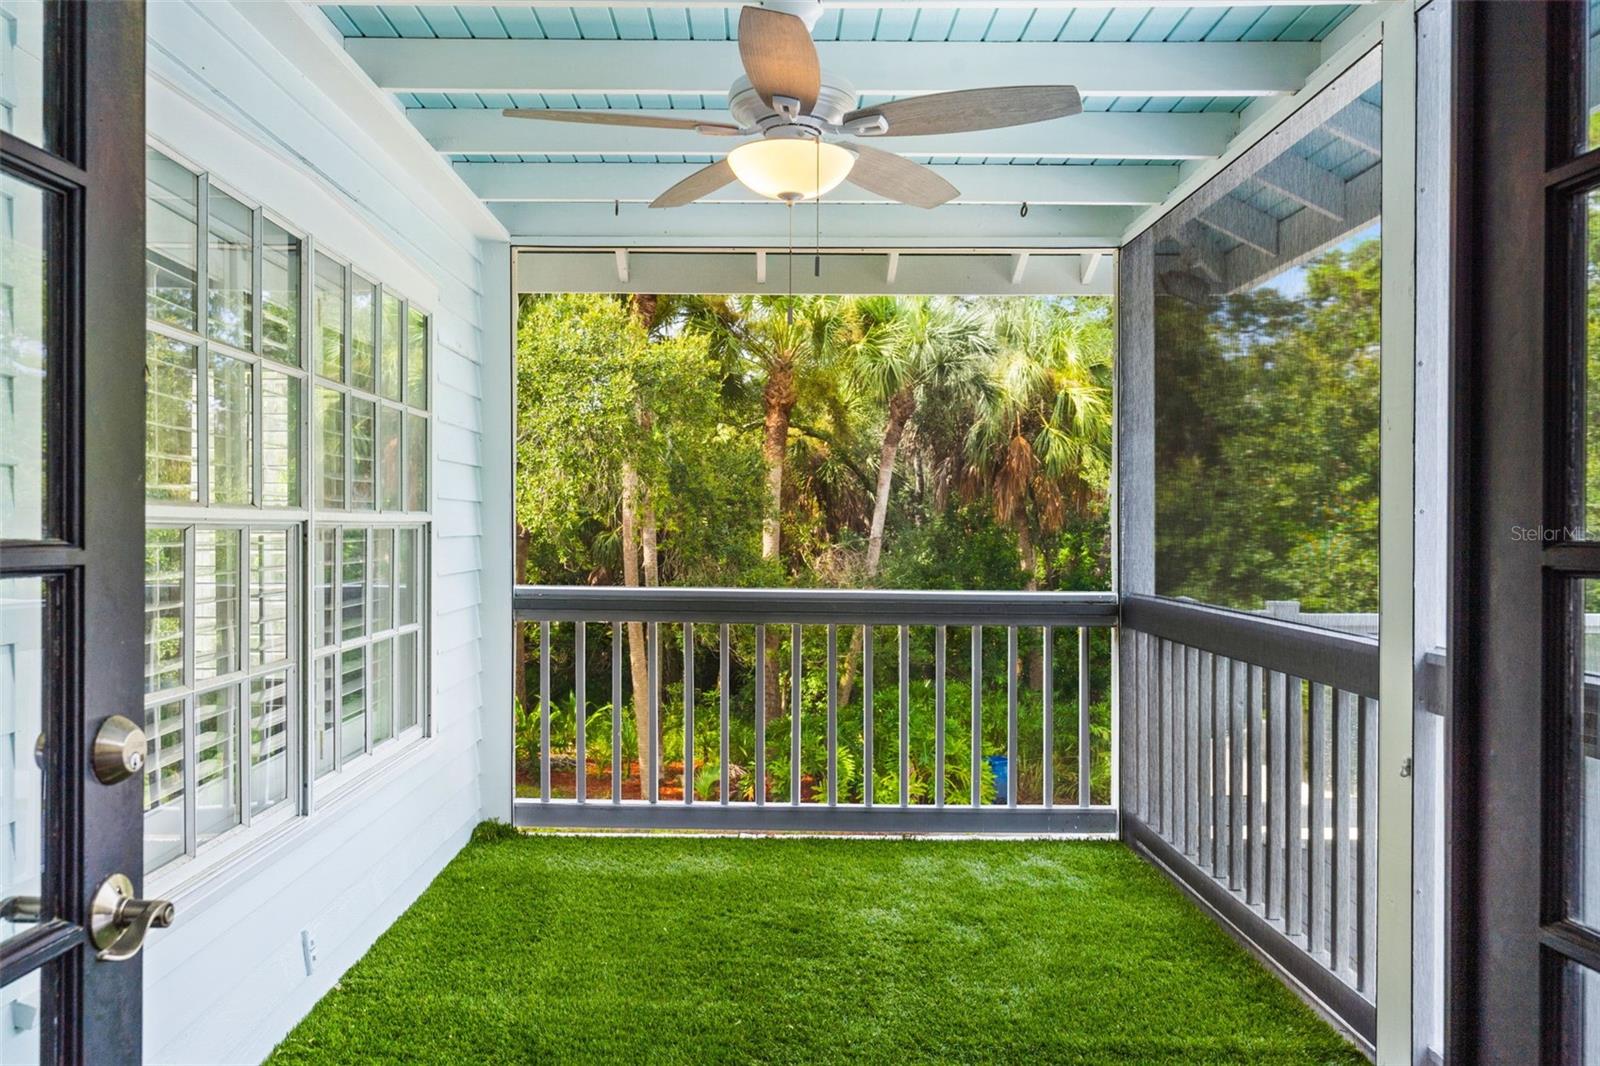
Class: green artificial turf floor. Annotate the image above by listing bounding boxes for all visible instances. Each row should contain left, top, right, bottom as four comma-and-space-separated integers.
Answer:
268, 827, 1365, 1065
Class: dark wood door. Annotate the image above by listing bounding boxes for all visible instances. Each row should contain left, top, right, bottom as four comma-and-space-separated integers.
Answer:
0, 1, 149, 1061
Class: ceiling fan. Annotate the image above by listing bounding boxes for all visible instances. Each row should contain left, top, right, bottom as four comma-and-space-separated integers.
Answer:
501, 1, 1083, 210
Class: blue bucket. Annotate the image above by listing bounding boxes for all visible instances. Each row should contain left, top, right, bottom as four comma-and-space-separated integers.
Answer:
985, 754, 1008, 799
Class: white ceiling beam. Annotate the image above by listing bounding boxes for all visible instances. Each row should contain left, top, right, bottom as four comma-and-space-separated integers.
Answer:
1254, 154, 1345, 221
413, 109, 1235, 159
456, 161, 1179, 206
1080, 251, 1104, 284
1010, 252, 1030, 284
1324, 97, 1381, 154
492, 202, 1132, 247
885, 251, 899, 283
346, 39, 1319, 98
614, 248, 630, 282
348, 1, 1368, 9
514, 250, 1118, 299
1196, 197, 1279, 255
1224, 162, 1380, 292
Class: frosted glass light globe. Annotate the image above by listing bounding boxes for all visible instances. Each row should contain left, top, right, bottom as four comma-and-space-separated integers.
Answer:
728, 138, 856, 202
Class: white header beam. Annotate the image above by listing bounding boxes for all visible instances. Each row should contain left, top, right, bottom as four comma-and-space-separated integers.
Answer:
456, 161, 1180, 206
413, 109, 1236, 159
345, 39, 1319, 98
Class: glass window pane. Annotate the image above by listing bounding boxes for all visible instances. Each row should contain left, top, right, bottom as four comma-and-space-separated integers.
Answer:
351, 275, 376, 393
1587, 3, 1600, 156
396, 527, 417, 627
315, 255, 345, 381
1578, 579, 1600, 932
405, 413, 427, 512
195, 686, 240, 845
208, 352, 253, 506
145, 149, 198, 331
1152, 77, 1381, 632
1, 577, 52, 941
0, 0, 57, 151
315, 527, 336, 649
262, 219, 300, 366
372, 527, 393, 632
371, 637, 394, 746
249, 672, 290, 816
380, 292, 403, 402
340, 647, 366, 761
315, 652, 336, 778
341, 528, 366, 641
407, 308, 428, 408
143, 698, 185, 871
206, 188, 253, 348
380, 405, 403, 511
194, 528, 241, 682
0, 173, 56, 539
249, 529, 290, 667
396, 630, 418, 733
316, 386, 344, 509
1586, 190, 1600, 536
261, 369, 300, 508
351, 398, 375, 511
1562, 960, 1600, 1062
145, 332, 199, 503
144, 528, 185, 694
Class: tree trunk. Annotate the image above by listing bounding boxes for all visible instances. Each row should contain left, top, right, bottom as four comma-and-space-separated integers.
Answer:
839, 387, 915, 708
1017, 518, 1045, 689
621, 461, 652, 787
641, 494, 660, 588
761, 363, 797, 718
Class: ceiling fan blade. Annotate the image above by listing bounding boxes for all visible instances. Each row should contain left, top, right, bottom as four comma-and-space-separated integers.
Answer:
842, 144, 958, 209
502, 109, 742, 135
843, 86, 1083, 137
738, 6, 821, 116
650, 158, 739, 209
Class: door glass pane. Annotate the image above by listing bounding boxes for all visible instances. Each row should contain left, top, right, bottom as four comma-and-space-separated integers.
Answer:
145, 332, 199, 503
261, 369, 300, 508
372, 527, 393, 632
194, 528, 240, 682
1563, 961, 1600, 1062
208, 352, 252, 505
195, 686, 240, 845
0, 174, 56, 539
396, 527, 417, 627
1586, 2, 1600, 155
145, 150, 198, 331
397, 630, 417, 733
316, 386, 344, 509
340, 647, 365, 760
315, 653, 336, 777
380, 292, 403, 401
0, 0, 56, 152
261, 218, 300, 366
371, 637, 393, 746
351, 275, 376, 393
1585, 190, 1600, 537
405, 413, 427, 512
249, 530, 289, 667
314, 255, 345, 381
1, 577, 52, 941
314, 527, 335, 648
1, 971, 42, 1066
206, 188, 253, 348
407, 308, 428, 408
380, 405, 402, 511
350, 398, 375, 511
144, 528, 185, 694
341, 528, 366, 641
143, 698, 185, 870
1579, 579, 1600, 931
249, 672, 289, 816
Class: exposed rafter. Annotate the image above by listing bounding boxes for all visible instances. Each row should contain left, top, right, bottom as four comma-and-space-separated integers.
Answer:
343, 0, 1367, 8
1325, 98, 1381, 154
1225, 162, 1379, 292
1010, 252, 1031, 284
455, 161, 1180, 206
344, 39, 1320, 98
1196, 196, 1278, 255
413, 109, 1236, 159
1254, 154, 1345, 221
1081, 251, 1104, 284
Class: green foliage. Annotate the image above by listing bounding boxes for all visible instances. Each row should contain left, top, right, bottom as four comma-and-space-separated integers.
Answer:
467, 820, 521, 845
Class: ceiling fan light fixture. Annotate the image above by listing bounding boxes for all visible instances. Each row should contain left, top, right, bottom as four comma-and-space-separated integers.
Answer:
728, 138, 855, 202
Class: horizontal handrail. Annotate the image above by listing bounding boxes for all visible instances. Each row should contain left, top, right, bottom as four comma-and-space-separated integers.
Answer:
1121, 594, 1378, 697
515, 585, 1119, 627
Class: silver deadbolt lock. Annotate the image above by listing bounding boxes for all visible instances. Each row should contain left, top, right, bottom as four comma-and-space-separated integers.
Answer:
92, 715, 146, 785
90, 874, 174, 961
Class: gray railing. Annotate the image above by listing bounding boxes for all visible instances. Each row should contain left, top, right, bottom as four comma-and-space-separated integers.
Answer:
513, 586, 1119, 833
1118, 594, 1379, 1047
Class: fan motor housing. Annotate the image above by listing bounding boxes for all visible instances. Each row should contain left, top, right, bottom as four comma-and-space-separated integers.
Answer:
728, 74, 858, 128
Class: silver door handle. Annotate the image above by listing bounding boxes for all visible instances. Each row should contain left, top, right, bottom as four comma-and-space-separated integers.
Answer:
90, 874, 174, 961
